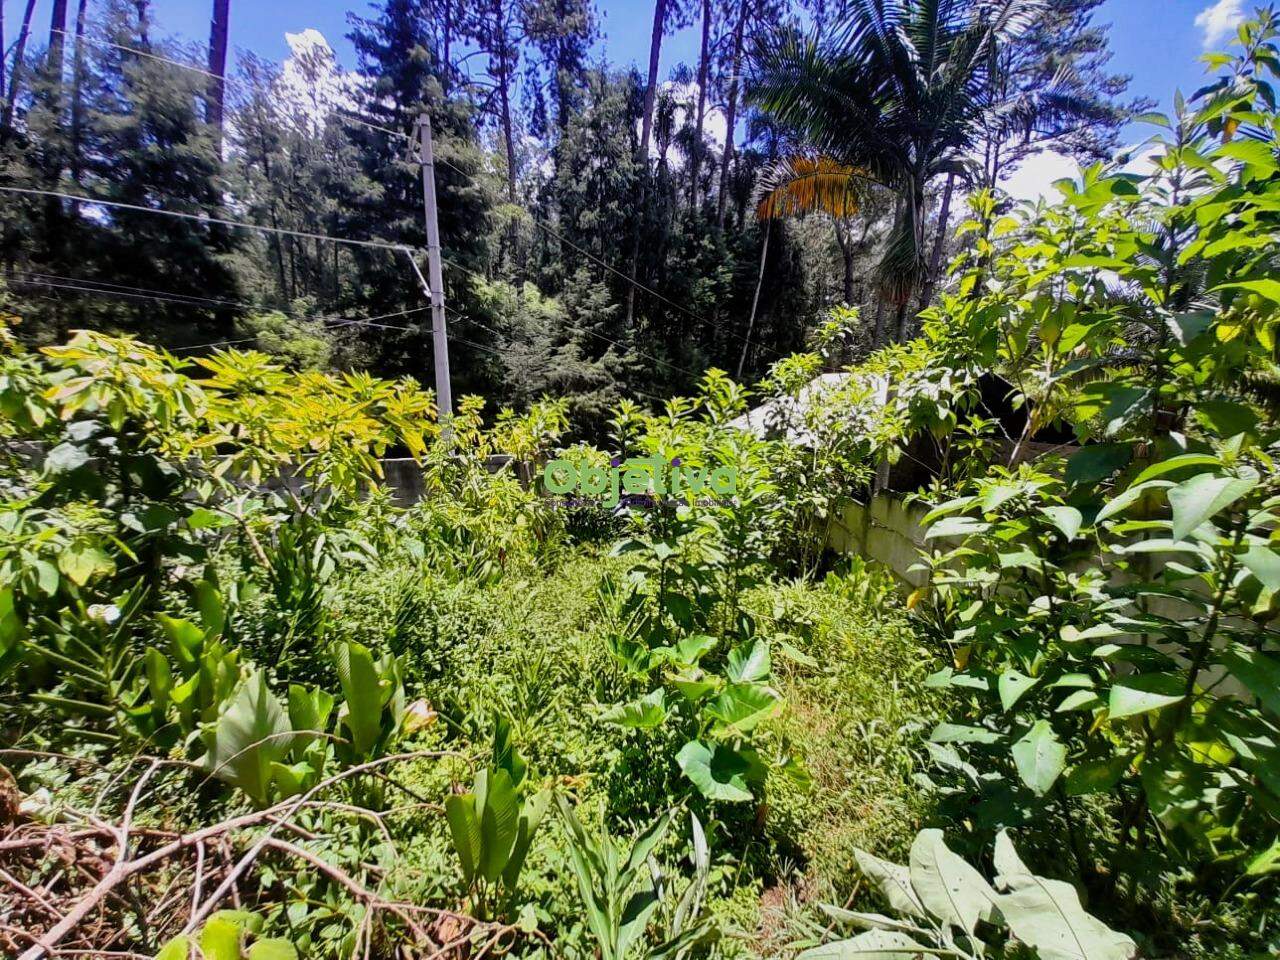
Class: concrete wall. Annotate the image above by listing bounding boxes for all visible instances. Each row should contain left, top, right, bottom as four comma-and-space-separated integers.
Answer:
828, 494, 932, 586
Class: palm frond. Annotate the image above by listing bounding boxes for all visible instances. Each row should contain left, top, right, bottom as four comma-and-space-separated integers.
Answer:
754, 156, 878, 220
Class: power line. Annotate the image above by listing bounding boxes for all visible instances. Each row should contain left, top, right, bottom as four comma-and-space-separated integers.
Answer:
0, 186, 412, 254
11, 270, 253, 311
8, 271, 433, 329
172, 337, 259, 353
19, 267, 670, 405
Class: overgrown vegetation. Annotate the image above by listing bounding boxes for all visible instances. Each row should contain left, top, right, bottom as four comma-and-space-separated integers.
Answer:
4, 6, 1280, 960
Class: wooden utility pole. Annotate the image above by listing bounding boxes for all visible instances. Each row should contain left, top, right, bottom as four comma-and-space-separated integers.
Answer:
416, 112, 454, 421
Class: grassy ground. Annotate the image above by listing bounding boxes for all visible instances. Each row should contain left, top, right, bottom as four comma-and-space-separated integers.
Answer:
326, 547, 939, 956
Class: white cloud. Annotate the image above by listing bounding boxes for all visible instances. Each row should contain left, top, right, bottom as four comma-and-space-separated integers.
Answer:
635, 80, 728, 165
1001, 150, 1080, 204
278, 29, 361, 133
1195, 0, 1246, 49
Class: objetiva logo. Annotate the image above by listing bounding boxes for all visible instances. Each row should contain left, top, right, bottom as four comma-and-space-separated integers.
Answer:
541, 456, 736, 508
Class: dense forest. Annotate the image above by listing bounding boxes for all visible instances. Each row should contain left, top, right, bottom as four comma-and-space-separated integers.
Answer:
2, 0, 1141, 430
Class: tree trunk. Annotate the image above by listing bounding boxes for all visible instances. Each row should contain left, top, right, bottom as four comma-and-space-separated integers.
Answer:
918, 172, 955, 311
1, 0, 40, 141
689, 0, 710, 209
442, 0, 453, 85
834, 218, 855, 306
69, 0, 88, 183
870, 298, 886, 349
624, 0, 669, 326
498, 60, 517, 205
737, 219, 771, 380
716, 0, 749, 230
206, 0, 231, 144
895, 300, 910, 344
135, 1, 150, 44
48, 0, 69, 86
638, 0, 666, 163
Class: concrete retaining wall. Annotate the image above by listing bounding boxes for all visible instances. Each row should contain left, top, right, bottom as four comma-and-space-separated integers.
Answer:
828, 494, 933, 586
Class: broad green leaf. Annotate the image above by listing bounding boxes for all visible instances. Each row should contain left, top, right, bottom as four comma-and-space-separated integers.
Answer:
670, 671, 717, 702
726, 639, 771, 683
929, 722, 1000, 744
286, 684, 335, 756
194, 579, 226, 636
1241, 547, 1280, 591
1218, 645, 1280, 716
145, 648, 173, 713
57, 541, 112, 587
1167, 471, 1257, 540
908, 829, 997, 933
1246, 837, 1280, 876
1193, 401, 1258, 438
851, 849, 925, 919
332, 641, 384, 757
158, 614, 204, 667
198, 670, 292, 807
1011, 721, 1066, 796
1065, 444, 1131, 485
248, 940, 299, 960
676, 739, 753, 802
996, 861, 1137, 960
199, 911, 261, 960
704, 683, 780, 735
1064, 755, 1130, 796
445, 793, 481, 884
999, 669, 1039, 711
622, 807, 675, 877
478, 768, 520, 882
155, 935, 190, 960
1108, 673, 1184, 720
1215, 278, 1280, 304
1055, 690, 1101, 712
502, 789, 551, 891
924, 516, 989, 540
798, 930, 931, 960
668, 633, 718, 665
601, 688, 667, 728
1040, 506, 1083, 541
1095, 480, 1172, 523
1131, 454, 1222, 486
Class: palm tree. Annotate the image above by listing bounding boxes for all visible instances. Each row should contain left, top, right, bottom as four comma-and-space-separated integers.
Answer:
751, 0, 1042, 342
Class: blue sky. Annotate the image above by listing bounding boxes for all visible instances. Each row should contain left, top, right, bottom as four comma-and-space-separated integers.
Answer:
1, 0, 1255, 188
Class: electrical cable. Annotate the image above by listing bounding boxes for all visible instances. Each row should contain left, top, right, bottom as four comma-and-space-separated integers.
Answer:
0, 185, 412, 253
7, 271, 434, 329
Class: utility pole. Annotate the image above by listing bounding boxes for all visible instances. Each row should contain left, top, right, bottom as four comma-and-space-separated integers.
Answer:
415, 112, 453, 421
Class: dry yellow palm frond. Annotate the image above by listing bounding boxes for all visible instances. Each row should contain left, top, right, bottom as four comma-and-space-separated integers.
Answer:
755, 156, 871, 220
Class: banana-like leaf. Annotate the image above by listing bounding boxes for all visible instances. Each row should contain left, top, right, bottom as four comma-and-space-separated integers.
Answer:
908, 829, 998, 934
198, 670, 292, 807
854, 848, 922, 919
333, 641, 384, 757
502, 788, 551, 892
478, 768, 520, 882
446, 792, 482, 885
798, 929, 930, 960
993, 832, 1137, 960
